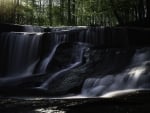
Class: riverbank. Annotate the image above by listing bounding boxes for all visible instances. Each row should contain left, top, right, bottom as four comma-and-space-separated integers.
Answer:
1, 91, 150, 113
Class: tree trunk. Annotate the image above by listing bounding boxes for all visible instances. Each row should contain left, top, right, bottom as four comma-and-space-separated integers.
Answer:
16, 0, 20, 23
138, 0, 145, 21
109, 0, 124, 25
72, 0, 76, 25
68, 0, 71, 25
31, 0, 36, 24
60, 0, 64, 25
146, 0, 150, 20
49, 0, 53, 26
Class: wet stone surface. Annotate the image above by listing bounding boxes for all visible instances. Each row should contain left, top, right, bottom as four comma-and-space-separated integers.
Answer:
1, 92, 150, 113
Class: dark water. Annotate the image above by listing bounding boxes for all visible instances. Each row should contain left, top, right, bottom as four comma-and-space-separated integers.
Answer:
0, 26, 150, 98
82, 48, 150, 97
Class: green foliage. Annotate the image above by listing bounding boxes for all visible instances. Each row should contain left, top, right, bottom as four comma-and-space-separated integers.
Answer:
0, 0, 149, 26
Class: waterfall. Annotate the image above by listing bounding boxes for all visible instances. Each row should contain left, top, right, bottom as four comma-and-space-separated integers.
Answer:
0, 25, 150, 97
0, 32, 42, 77
37, 43, 86, 90
81, 48, 150, 97
36, 32, 69, 73
23, 25, 44, 32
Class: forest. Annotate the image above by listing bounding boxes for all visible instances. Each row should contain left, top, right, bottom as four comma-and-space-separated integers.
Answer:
1, 1, 150, 113
0, 0, 150, 26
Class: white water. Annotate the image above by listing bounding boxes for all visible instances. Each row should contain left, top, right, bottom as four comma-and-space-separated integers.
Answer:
23, 25, 43, 32
0, 32, 42, 76
0, 59, 40, 87
81, 48, 150, 97
38, 45, 85, 90
0, 27, 150, 98
101, 89, 150, 98
37, 33, 68, 73
38, 44, 60, 73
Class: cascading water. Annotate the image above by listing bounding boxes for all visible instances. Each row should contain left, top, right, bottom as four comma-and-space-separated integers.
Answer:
0, 25, 150, 97
23, 25, 44, 32
0, 32, 42, 77
81, 48, 150, 97
38, 43, 86, 90
36, 32, 69, 73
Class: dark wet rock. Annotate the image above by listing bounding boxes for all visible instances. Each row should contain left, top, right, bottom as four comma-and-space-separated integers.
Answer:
1, 91, 150, 113
43, 48, 134, 96
0, 23, 44, 32
43, 27, 52, 32
0, 25, 150, 97
127, 27, 150, 47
